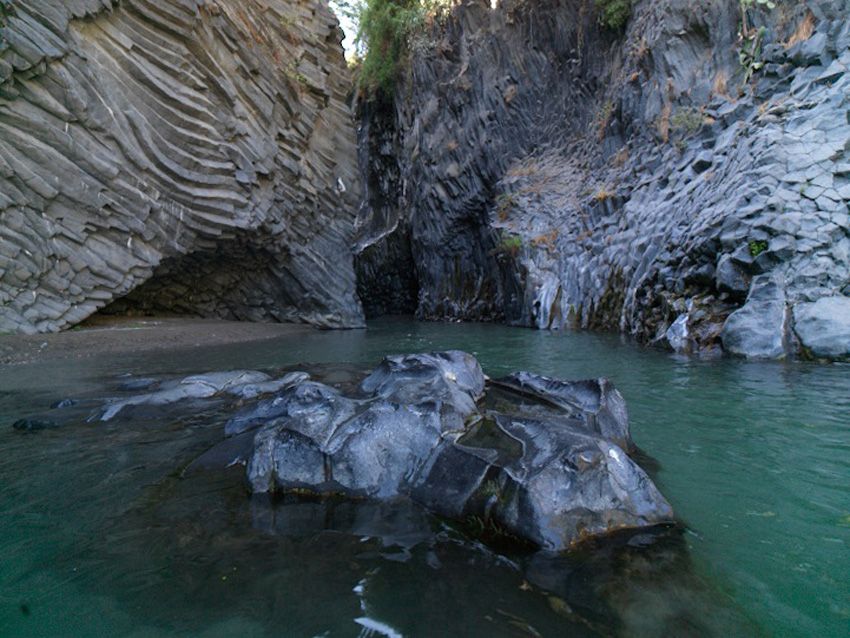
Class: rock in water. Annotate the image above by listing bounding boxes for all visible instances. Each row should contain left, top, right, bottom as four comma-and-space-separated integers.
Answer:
360, 350, 486, 416
414, 413, 672, 549
0, 0, 363, 334
489, 372, 632, 451
240, 351, 673, 551
793, 296, 850, 360
101, 370, 306, 421
721, 274, 790, 359
12, 418, 60, 431
53, 352, 672, 548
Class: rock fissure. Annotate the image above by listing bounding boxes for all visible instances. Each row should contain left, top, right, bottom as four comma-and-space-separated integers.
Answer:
3, 0, 849, 361
355, 0, 850, 360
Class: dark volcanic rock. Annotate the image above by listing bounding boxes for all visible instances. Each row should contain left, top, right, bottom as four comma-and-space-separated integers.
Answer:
357, 0, 850, 360
101, 370, 307, 421
360, 350, 485, 417
0, 0, 363, 334
490, 372, 632, 451
47, 351, 672, 549
12, 418, 60, 431
793, 296, 850, 360
415, 413, 671, 549
720, 273, 790, 359
237, 351, 673, 551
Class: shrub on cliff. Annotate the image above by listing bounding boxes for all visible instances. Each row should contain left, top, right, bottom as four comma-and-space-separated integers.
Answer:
595, 0, 631, 30
356, 0, 423, 97
333, 0, 450, 100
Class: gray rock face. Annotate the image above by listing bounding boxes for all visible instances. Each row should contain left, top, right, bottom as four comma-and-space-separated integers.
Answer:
357, 0, 850, 360
793, 296, 850, 359
101, 370, 307, 421
360, 350, 486, 417
224, 376, 344, 437
721, 274, 790, 359
0, 0, 364, 334
241, 351, 673, 551
490, 372, 632, 451
416, 413, 670, 550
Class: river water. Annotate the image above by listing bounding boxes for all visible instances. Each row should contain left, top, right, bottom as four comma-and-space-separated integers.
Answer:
1, 318, 847, 637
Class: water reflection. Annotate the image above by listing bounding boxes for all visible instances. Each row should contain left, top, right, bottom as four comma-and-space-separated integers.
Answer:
1, 318, 848, 636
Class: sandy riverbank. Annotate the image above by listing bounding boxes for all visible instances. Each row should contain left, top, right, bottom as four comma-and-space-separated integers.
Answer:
0, 316, 317, 366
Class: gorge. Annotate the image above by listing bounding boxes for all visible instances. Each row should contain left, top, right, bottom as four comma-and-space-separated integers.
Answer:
1, 2, 849, 637
2, 0, 849, 360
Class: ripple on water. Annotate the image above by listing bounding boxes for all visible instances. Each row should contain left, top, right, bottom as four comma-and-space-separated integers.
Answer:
0, 318, 848, 637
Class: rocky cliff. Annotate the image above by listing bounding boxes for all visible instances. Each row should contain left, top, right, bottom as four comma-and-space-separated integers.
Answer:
356, 0, 850, 360
0, 0, 364, 333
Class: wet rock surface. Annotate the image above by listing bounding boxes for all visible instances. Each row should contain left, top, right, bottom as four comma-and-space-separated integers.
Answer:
489, 372, 632, 451
0, 0, 363, 334
720, 274, 791, 359
12, 350, 673, 551
238, 351, 669, 551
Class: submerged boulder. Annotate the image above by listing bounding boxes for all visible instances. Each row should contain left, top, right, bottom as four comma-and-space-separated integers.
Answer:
238, 351, 673, 551
793, 296, 850, 361
101, 370, 307, 421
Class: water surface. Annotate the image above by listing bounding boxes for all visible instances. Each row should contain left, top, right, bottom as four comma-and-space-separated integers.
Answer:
1, 318, 848, 637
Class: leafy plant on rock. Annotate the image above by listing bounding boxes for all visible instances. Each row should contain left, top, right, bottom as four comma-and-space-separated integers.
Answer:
595, 0, 631, 31
748, 239, 768, 257
670, 107, 704, 137
333, 0, 451, 100
497, 232, 523, 257
738, 0, 776, 84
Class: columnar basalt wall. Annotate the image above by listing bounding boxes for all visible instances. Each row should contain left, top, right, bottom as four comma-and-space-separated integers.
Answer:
0, 0, 364, 333
358, 0, 850, 359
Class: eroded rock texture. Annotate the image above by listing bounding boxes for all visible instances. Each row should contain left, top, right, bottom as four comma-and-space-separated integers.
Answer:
17, 350, 673, 550
357, 0, 850, 359
239, 352, 673, 551
0, 0, 364, 333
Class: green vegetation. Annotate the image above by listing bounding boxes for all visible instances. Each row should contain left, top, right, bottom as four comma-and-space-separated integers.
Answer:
670, 107, 704, 138
595, 0, 631, 31
739, 0, 776, 37
494, 192, 517, 221
749, 239, 769, 257
596, 100, 615, 139
497, 232, 523, 257
332, 0, 450, 99
355, 0, 423, 97
282, 61, 309, 88
738, 0, 776, 84
739, 25, 767, 83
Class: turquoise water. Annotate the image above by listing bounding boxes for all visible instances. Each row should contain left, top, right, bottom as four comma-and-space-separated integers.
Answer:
1, 318, 848, 637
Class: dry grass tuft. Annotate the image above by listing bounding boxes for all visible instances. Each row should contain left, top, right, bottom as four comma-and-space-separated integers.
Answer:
712, 70, 728, 98
657, 102, 672, 143
786, 12, 815, 48
593, 188, 615, 203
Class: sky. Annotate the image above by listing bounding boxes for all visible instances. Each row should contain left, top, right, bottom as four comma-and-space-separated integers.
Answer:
328, 2, 359, 57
